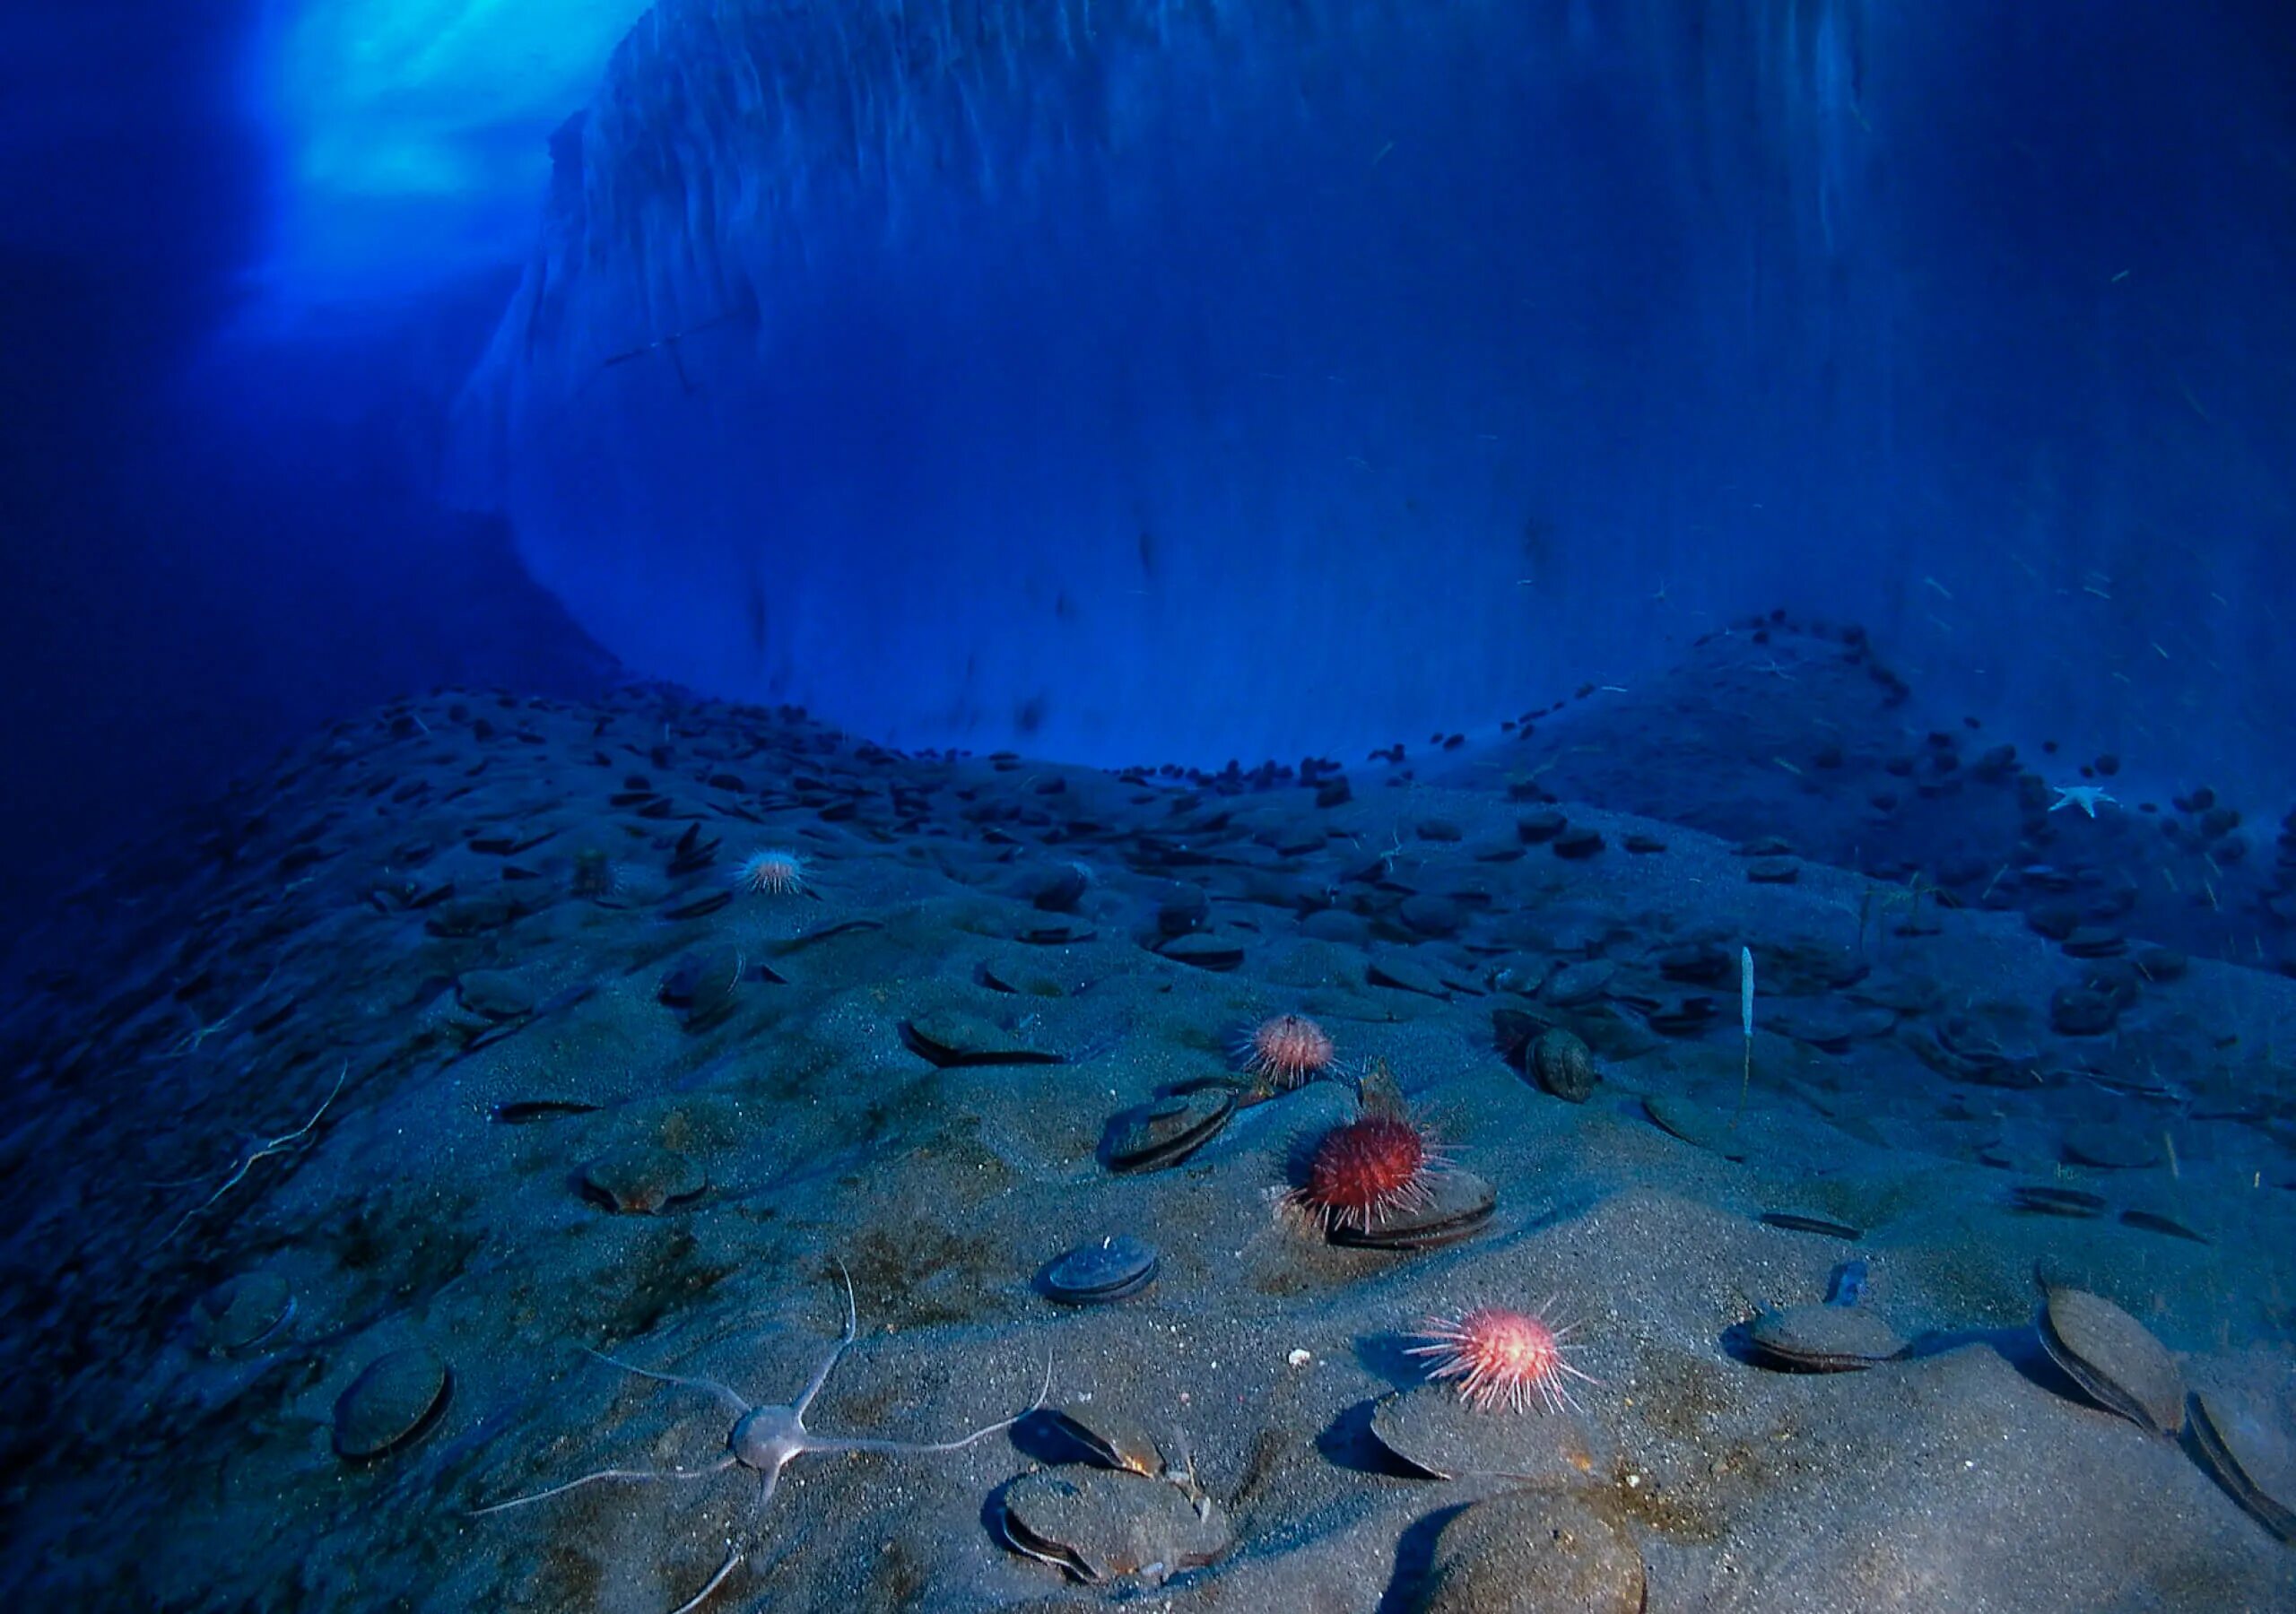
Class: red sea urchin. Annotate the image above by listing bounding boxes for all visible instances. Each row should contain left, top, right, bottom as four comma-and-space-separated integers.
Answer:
1292, 1106, 1439, 1232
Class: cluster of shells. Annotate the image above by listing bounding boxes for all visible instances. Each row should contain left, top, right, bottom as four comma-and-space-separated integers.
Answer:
996, 1405, 1231, 1584
1100, 1033, 1501, 1254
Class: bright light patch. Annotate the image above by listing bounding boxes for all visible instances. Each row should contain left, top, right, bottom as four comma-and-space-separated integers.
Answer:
247, 0, 650, 313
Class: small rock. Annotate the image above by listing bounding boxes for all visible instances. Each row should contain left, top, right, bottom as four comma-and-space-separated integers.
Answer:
1552, 826, 1606, 860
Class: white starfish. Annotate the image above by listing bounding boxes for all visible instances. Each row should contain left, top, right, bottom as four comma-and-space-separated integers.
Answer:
2048, 785, 2117, 818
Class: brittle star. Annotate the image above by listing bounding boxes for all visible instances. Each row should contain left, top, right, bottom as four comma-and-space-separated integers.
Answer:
155, 965, 281, 1061
472, 1264, 1052, 1614
151, 1060, 347, 1247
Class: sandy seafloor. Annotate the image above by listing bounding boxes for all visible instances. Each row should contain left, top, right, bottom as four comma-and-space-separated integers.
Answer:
1, 622, 2292, 1612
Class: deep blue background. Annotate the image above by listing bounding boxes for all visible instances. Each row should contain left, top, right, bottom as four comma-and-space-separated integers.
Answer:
3, 0, 2292, 924
458, 0, 2296, 791
0, 2, 611, 920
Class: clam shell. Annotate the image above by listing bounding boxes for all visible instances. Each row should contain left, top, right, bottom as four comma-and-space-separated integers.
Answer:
1543, 960, 1616, 1007
1326, 1167, 1496, 1252
1747, 1304, 1905, 1372
1640, 1095, 1752, 1161
2060, 1122, 2159, 1169
1042, 1236, 1160, 1305
1039, 1406, 1170, 1479
1410, 1489, 1645, 1614
2037, 1285, 2184, 1436
1102, 1082, 1238, 1173
193, 1271, 295, 1356
581, 1143, 707, 1213
997, 1467, 1231, 1585
2187, 1392, 2296, 1543
1530, 1028, 1600, 1103
333, 1345, 451, 1460
660, 947, 742, 1029
1369, 1385, 1602, 1483
902, 1007, 1066, 1066
1158, 934, 1246, 972
456, 969, 535, 1020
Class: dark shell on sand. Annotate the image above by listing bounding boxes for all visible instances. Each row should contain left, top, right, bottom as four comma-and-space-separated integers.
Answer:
1042, 1236, 1160, 1305
1640, 1095, 1752, 1161
193, 1271, 295, 1356
1103, 1082, 1238, 1173
333, 1346, 451, 1460
2037, 1284, 2184, 1436
1368, 954, 1451, 999
1410, 1489, 1645, 1614
1326, 1167, 1496, 1253
997, 1467, 1231, 1584
581, 1143, 707, 1214
1157, 933, 1247, 972
1039, 1405, 1172, 1479
1369, 1385, 1601, 1483
1747, 1304, 1905, 1372
1543, 960, 1616, 1007
2060, 1122, 2160, 1169
2187, 1392, 2296, 1544
455, 970, 535, 1020
2010, 1184, 2108, 1219
901, 1007, 1066, 1066
660, 947, 743, 1028
1530, 1028, 1601, 1103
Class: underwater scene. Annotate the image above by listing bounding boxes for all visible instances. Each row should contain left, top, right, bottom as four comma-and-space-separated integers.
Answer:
3, 2, 2295, 1610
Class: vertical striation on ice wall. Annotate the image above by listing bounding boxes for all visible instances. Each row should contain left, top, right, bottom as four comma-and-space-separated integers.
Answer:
454, 0, 2295, 787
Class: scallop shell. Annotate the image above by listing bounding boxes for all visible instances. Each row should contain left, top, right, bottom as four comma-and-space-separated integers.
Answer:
1039, 1406, 1170, 1479
2187, 1391, 2296, 1543
1411, 1489, 1645, 1614
996, 1467, 1230, 1585
1369, 1385, 1602, 1483
1041, 1236, 1160, 1305
581, 1143, 707, 1214
1746, 1304, 1905, 1373
193, 1271, 295, 1356
1326, 1167, 1496, 1253
902, 1007, 1066, 1066
1102, 1082, 1238, 1173
2036, 1284, 2184, 1436
333, 1345, 452, 1460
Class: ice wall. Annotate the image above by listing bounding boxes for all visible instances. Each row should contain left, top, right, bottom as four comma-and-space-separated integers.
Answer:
246, 0, 653, 312
455, 0, 2296, 785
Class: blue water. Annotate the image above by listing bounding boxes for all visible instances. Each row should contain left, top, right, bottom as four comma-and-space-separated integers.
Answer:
2, 2, 2292, 1607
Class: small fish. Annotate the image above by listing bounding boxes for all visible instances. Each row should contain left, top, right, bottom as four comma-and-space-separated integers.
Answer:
1824, 1259, 1870, 1308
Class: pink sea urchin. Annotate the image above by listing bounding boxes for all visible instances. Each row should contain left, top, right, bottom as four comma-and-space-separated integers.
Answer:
1409, 1304, 1593, 1414
1241, 1012, 1335, 1089
735, 848, 807, 896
